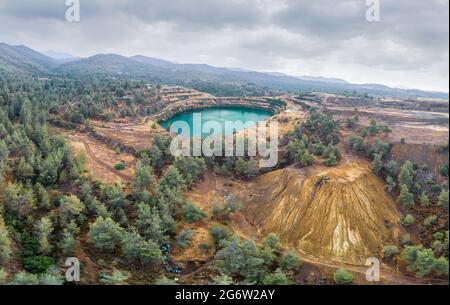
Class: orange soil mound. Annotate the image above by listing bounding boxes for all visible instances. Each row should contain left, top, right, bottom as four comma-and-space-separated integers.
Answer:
244, 163, 404, 265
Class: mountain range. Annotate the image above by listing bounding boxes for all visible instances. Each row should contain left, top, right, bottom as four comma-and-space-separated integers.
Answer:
0, 42, 448, 99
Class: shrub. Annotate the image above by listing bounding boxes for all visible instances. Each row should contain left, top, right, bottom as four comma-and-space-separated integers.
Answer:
38, 267, 64, 285
114, 162, 126, 171
438, 190, 449, 208
11, 271, 39, 285
432, 232, 445, 241
212, 274, 234, 285
209, 225, 231, 248
333, 268, 353, 284
0, 218, 12, 264
401, 234, 412, 246
279, 251, 302, 271
183, 203, 207, 223
419, 192, 430, 207
262, 269, 291, 285
402, 246, 449, 278
346, 136, 365, 152
385, 176, 396, 193
22, 256, 54, 274
383, 245, 400, 259
385, 160, 399, 176
98, 269, 130, 285
401, 214, 416, 227
424, 215, 438, 227
439, 164, 449, 177
0, 269, 8, 284
154, 276, 178, 285
199, 242, 211, 253
372, 153, 383, 175
176, 229, 193, 248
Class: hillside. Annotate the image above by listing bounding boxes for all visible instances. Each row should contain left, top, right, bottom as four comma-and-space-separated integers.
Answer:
0, 43, 56, 73
0, 42, 448, 99
244, 163, 405, 265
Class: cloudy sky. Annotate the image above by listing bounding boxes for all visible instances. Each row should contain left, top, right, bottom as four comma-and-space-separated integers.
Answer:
0, 0, 448, 92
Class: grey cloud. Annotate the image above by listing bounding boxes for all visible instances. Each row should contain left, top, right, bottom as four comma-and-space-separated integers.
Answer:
0, 0, 448, 92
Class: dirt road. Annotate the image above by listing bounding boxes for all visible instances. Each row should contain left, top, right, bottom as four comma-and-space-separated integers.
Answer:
79, 138, 133, 183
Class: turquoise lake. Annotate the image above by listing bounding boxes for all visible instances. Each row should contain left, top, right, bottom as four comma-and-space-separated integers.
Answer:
160, 107, 271, 138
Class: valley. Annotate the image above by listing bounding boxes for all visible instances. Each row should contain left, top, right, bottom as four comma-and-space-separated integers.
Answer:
40, 84, 448, 285
0, 44, 448, 287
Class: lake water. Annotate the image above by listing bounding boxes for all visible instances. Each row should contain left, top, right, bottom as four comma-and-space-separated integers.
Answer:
160, 107, 272, 138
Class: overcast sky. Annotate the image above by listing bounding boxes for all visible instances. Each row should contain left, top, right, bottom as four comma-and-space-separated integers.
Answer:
0, 0, 448, 92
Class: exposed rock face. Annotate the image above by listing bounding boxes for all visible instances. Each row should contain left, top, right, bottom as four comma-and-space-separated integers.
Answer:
245, 163, 404, 265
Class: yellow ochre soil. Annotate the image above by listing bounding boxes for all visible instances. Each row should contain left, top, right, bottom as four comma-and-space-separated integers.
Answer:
244, 162, 405, 265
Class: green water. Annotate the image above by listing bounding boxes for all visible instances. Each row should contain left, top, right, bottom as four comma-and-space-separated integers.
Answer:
160, 107, 271, 137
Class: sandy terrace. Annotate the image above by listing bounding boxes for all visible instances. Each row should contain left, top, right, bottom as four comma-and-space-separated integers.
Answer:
52, 127, 136, 184
90, 119, 168, 151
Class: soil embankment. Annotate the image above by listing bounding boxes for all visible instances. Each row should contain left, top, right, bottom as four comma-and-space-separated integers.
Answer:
390, 143, 449, 183
243, 162, 405, 265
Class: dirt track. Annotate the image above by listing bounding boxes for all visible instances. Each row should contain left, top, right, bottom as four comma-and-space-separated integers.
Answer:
79, 138, 133, 182
298, 253, 447, 285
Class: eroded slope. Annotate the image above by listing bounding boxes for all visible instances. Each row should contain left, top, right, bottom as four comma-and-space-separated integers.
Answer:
244, 162, 404, 265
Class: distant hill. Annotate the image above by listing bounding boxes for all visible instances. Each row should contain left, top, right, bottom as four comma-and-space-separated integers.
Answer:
0, 42, 448, 99
42, 50, 78, 63
0, 43, 56, 73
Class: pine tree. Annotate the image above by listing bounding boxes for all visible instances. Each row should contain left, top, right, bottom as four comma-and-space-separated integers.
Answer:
0, 216, 12, 264
183, 202, 207, 223
4, 183, 36, 219
398, 185, 415, 208
136, 203, 165, 244
174, 157, 206, 188
385, 176, 396, 193
0, 140, 9, 162
133, 161, 156, 193
59, 229, 77, 255
372, 153, 383, 175
235, 158, 248, 177
34, 183, 50, 210
398, 161, 414, 187
158, 165, 186, 196
59, 195, 85, 226
419, 192, 430, 207
438, 190, 449, 208
35, 216, 54, 254
121, 228, 163, 266
88, 217, 123, 251
325, 151, 337, 166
